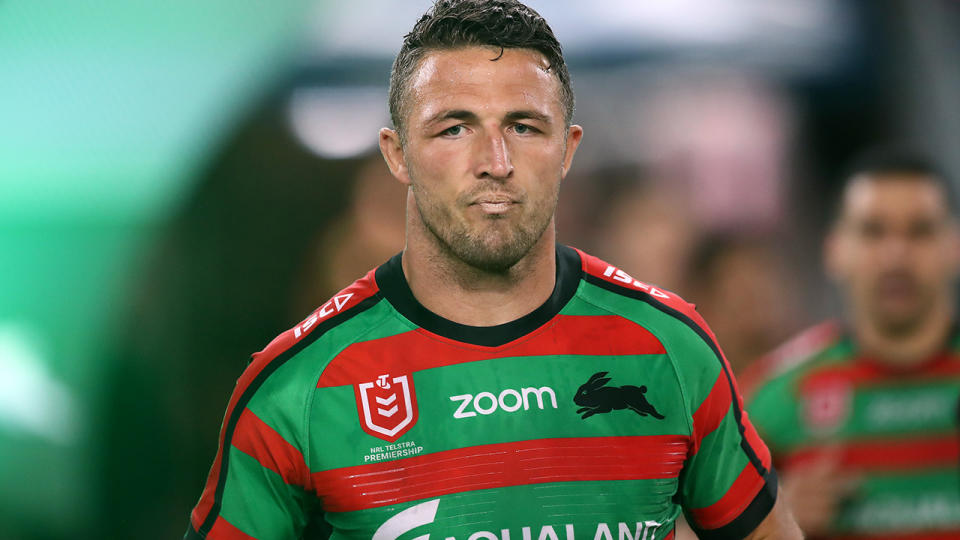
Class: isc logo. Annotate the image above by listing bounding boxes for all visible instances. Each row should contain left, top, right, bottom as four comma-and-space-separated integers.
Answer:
603, 265, 668, 299
450, 386, 558, 419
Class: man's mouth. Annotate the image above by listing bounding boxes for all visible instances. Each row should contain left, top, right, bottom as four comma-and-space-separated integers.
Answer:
471, 195, 518, 215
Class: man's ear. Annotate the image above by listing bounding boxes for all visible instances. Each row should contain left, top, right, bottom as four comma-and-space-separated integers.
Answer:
946, 219, 960, 273
379, 128, 412, 185
561, 124, 583, 178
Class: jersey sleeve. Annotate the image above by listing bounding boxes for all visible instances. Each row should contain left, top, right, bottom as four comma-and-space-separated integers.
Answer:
745, 372, 799, 457
669, 305, 778, 540
185, 330, 316, 540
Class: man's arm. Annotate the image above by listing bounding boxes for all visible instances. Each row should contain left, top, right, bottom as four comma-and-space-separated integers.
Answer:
743, 489, 804, 540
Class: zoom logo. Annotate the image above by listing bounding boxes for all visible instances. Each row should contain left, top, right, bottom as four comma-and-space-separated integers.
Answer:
450, 386, 558, 419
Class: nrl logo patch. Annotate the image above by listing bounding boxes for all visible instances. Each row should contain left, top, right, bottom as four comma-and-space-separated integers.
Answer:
355, 373, 419, 442
802, 379, 851, 435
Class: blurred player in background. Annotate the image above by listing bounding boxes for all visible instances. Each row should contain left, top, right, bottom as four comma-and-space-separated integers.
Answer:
747, 148, 960, 539
184, 1, 801, 538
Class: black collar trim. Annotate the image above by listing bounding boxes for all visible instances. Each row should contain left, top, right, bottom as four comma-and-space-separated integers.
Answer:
375, 244, 582, 347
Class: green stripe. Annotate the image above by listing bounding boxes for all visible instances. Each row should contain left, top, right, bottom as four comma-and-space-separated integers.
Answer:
834, 468, 960, 533
681, 406, 748, 509
559, 296, 616, 317
220, 445, 311, 538
747, 374, 804, 450
847, 383, 960, 437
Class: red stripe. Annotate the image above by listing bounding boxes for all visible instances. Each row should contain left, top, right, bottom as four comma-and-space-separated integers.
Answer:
206, 516, 256, 540
832, 531, 960, 540
690, 372, 732, 455
190, 271, 379, 526
918, 352, 960, 377
799, 362, 889, 393
689, 463, 766, 529
799, 353, 960, 394
191, 447, 222, 530
313, 435, 689, 512
781, 434, 960, 471
232, 408, 311, 489
661, 530, 675, 540
318, 314, 666, 387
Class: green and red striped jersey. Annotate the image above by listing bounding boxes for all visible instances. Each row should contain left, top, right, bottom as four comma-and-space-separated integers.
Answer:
185, 245, 777, 540
747, 322, 960, 540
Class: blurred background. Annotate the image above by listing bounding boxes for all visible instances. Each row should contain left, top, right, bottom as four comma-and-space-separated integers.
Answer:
1, 0, 958, 538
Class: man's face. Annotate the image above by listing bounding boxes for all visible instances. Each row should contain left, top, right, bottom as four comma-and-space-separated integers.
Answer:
827, 175, 960, 335
384, 46, 581, 272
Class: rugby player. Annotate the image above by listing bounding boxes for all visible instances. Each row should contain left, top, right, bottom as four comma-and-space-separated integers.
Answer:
747, 149, 960, 539
185, 1, 801, 538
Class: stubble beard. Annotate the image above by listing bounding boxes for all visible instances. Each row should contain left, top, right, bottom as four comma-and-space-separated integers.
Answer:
411, 181, 559, 274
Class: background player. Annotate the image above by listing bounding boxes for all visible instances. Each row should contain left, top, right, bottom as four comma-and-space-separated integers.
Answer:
747, 149, 960, 538
185, 1, 802, 538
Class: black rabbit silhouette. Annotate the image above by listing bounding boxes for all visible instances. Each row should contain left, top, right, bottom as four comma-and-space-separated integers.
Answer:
574, 371, 665, 420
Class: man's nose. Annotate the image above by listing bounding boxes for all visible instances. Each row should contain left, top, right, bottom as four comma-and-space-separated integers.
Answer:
878, 234, 912, 265
474, 132, 514, 180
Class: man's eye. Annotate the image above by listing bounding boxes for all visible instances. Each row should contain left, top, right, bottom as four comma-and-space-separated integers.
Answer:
513, 124, 534, 135
441, 125, 464, 137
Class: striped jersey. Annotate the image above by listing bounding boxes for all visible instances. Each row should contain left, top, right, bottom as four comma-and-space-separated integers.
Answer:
746, 322, 960, 540
186, 245, 777, 540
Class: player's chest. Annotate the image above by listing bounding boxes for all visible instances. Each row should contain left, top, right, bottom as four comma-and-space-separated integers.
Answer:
306, 341, 688, 527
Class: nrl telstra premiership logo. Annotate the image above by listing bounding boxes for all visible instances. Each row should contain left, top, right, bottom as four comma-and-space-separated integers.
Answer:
355, 373, 419, 442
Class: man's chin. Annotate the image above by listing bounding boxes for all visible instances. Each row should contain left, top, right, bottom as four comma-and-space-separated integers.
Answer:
870, 308, 926, 337
455, 240, 529, 273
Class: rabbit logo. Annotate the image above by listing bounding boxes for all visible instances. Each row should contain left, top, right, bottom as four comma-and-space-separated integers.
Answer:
574, 371, 664, 420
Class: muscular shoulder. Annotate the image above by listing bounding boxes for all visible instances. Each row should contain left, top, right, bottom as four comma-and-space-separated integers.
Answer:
252, 269, 384, 369
235, 269, 391, 416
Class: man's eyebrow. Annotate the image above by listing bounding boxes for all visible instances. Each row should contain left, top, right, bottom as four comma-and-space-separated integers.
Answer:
424, 109, 553, 127
425, 109, 479, 126
505, 110, 551, 123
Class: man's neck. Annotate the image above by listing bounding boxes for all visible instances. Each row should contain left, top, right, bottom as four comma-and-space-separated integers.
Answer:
402, 223, 558, 328
854, 304, 955, 368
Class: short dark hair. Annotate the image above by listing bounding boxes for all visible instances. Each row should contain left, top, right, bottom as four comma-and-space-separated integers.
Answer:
388, 0, 574, 138
835, 145, 956, 218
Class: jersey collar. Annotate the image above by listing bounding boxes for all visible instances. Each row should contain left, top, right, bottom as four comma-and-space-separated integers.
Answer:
375, 244, 582, 347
